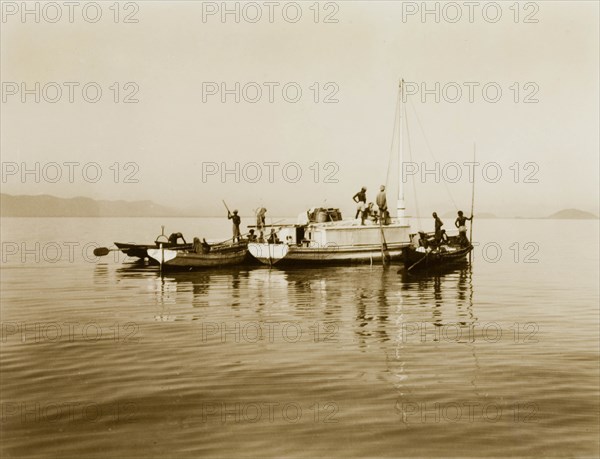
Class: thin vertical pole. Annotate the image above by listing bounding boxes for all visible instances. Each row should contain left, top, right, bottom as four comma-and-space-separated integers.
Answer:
469, 143, 476, 262
397, 79, 406, 220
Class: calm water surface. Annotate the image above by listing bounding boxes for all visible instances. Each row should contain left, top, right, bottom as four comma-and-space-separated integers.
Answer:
1, 217, 599, 458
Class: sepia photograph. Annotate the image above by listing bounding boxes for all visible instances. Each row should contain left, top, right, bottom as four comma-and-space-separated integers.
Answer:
1, 1, 599, 458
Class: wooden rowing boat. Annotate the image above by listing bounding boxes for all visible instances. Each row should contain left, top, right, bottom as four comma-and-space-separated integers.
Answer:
147, 242, 249, 269
403, 238, 473, 272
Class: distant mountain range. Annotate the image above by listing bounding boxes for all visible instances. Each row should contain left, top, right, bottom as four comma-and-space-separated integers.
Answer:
545, 209, 598, 220
0, 194, 182, 217
1, 194, 598, 219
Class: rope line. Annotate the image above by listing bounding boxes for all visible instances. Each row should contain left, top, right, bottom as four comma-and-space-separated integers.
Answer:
404, 103, 421, 231
385, 91, 400, 189
408, 97, 459, 211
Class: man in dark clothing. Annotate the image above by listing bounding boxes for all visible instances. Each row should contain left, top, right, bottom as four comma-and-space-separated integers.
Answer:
168, 232, 186, 245
267, 228, 280, 244
228, 209, 241, 243
247, 229, 257, 242
353, 187, 367, 223
432, 212, 444, 245
193, 237, 202, 254
418, 231, 429, 248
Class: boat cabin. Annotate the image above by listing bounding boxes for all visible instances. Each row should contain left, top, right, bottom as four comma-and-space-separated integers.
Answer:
268, 207, 411, 249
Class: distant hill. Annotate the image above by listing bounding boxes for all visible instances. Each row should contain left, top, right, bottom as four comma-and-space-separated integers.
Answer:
546, 209, 598, 220
3, 194, 598, 220
0, 194, 182, 217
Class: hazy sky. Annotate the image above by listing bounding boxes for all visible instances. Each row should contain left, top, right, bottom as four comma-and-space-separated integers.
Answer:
1, 1, 598, 217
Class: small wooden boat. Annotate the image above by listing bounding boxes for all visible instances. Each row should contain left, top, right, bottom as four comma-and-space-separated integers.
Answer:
147, 241, 249, 269
114, 241, 192, 260
403, 234, 473, 272
111, 228, 192, 261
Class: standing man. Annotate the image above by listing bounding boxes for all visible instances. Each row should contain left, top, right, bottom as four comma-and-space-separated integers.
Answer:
353, 186, 367, 224
455, 210, 473, 246
432, 212, 444, 245
228, 209, 241, 243
376, 185, 388, 224
256, 207, 267, 242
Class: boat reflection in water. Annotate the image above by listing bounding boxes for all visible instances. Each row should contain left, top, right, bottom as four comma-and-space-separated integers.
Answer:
105, 261, 488, 444
108, 259, 478, 380
107, 259, 476, 342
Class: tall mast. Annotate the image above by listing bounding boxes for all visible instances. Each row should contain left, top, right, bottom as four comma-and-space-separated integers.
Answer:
397, 79, 406, 220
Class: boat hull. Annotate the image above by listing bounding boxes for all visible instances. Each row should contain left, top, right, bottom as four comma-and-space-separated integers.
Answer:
403, 244, 473, 271
248, 242, 407, 266
248, 243, 289, 265
147, 243, 249, 269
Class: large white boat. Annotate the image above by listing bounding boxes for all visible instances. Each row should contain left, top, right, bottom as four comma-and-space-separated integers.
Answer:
249, 80, 412, 266
248, 219, 410, 266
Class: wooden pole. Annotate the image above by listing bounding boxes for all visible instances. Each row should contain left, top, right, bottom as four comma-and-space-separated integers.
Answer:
222, 200, 231, 215
469, 143, 476, 262
379, 217, 386, 266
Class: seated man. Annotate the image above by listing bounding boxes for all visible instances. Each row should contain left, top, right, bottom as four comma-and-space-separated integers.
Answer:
366, 203, 378, 224
440, 229, 449, 244
247, 229, 258, 242
418, 232, 429, 248
193, 237, 202, 254
371, 209, 379, 224
201, 238, 211, 254
267, 229, 280, 244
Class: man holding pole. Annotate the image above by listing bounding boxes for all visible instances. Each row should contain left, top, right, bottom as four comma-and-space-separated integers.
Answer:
223, 200, 241, 243
455, 211, 473, 247
227, 209, 241, 243
432, 212, 444, 245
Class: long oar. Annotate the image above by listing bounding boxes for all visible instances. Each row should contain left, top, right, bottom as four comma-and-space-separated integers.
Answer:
93, 247, 119, 257
216, 230, 253, 246
247, 218, 286, 229
217, 218, 287, 244
407, 251, 430, 273
94, 242, 191, 257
